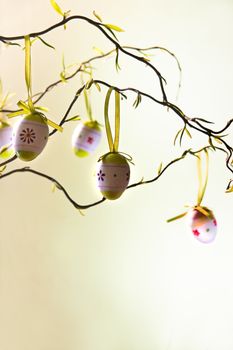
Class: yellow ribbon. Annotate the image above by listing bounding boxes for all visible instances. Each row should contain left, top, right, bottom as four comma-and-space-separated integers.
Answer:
167, 149, 210, 222
104, 87, 120, 152
197, 149, 209, 206
8, 36, 62, 133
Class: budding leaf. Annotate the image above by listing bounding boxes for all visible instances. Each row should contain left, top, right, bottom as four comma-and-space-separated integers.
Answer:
50, 0, 64, 16
93, 10, 103, 22
104, 23, 124, 32
157, 162, 163, 175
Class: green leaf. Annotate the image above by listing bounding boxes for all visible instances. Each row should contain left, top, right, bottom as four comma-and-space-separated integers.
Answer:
173, 128, 182, 146
0, 165, 6, 173
157, 162, 163, 175
133, 93, 142, 109
0, 145, 14, 159
103, 26, 119, 41
64, 115, 80, 123
93, 10, 103, 22
226, 185, 233, 193
104, 23, 124, 32
92, 46, 105, 55
37, 36, 55, 50
94, 82, 101, 92
85, 79, 94, 90
179, 127, 186, 146
50, 0, 64, 16
208, 137, 216, 150
185, 128, 192, 139
4, 41, 21, 47
194, 117, 214, 124
60, 72, 67, 83
213, 137, 222, 144
115, 48, 121, 72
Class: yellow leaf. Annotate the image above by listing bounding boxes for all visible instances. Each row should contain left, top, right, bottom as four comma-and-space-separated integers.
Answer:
50, 0, 64, 16
214, 137, 222, 144
94, 82, 101, 92
157, 162, 163, 175
226, 185, 233, 193
185, 128, 192, 138
104, 23, 124, 32
93, 10, 103, 22
92, 46, 105, 55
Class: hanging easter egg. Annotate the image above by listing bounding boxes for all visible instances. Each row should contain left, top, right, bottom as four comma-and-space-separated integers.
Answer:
188, 207, 217, 244
72, 120, 101, 157
0, 120, 14, 158
97, 152, 130, 200
12, 112, 49, 161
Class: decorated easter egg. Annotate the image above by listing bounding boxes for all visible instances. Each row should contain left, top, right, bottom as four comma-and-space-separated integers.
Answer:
188, 207, 217, 243
96, 152, 130, 200
72, 120, 101, 157
0, 121, 13, 158
12, 112, 49, 161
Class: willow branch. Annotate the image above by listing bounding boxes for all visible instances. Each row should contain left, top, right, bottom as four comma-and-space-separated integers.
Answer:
0, 148, 203, 210
0, 15, 167, 101
0, 167, 106, 210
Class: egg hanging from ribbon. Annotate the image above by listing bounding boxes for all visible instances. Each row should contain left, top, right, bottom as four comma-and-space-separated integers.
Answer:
0, 121, 13, 158
72, 120, 101, 157
13, 112, 49, 161
97, 152, 130, 200
188, 207, 217, 243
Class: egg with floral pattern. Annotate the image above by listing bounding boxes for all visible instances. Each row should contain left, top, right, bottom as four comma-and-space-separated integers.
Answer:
96, 152, 130, 200
72, 120, 101, 157
0, 121, 14, 158
13, 112, 49, 161
188, 207, 217, 243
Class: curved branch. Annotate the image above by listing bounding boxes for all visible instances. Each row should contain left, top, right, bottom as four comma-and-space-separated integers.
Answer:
0, 15, 167, 101
0, 167, 106, 210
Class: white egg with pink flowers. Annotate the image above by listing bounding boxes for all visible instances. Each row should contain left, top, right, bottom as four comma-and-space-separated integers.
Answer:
188, 207, 217, 244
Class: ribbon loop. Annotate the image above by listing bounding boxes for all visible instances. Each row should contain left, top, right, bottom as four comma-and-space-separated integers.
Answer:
197, 149, 209, 206
104, 87, 121, 152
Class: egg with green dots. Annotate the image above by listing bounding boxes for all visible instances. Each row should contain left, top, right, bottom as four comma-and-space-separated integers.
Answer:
97, 152, 130, 200
188, 206, 217, 244
12, 112, 49, 161
0, 120, 14, 159
72, 120, 101, 157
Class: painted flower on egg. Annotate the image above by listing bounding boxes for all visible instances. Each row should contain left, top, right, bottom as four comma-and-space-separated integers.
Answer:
96, 152, 130, 200
12, 112, 49, 161
189, 207, 217, 244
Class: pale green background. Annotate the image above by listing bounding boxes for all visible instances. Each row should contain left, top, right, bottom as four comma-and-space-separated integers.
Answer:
0, 0, 233, 349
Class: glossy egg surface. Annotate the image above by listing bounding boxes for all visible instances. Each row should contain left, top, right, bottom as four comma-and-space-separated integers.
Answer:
72, 120, 101, 157
188, 207, 217, 243
97, 152, 130, 200
13, 113, 49, 161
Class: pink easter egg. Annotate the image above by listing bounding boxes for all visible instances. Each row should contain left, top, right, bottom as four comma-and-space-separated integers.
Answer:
188, 207, 217, 244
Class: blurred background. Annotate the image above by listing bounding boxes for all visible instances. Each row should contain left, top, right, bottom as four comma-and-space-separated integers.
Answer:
0, 0, 233, 349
